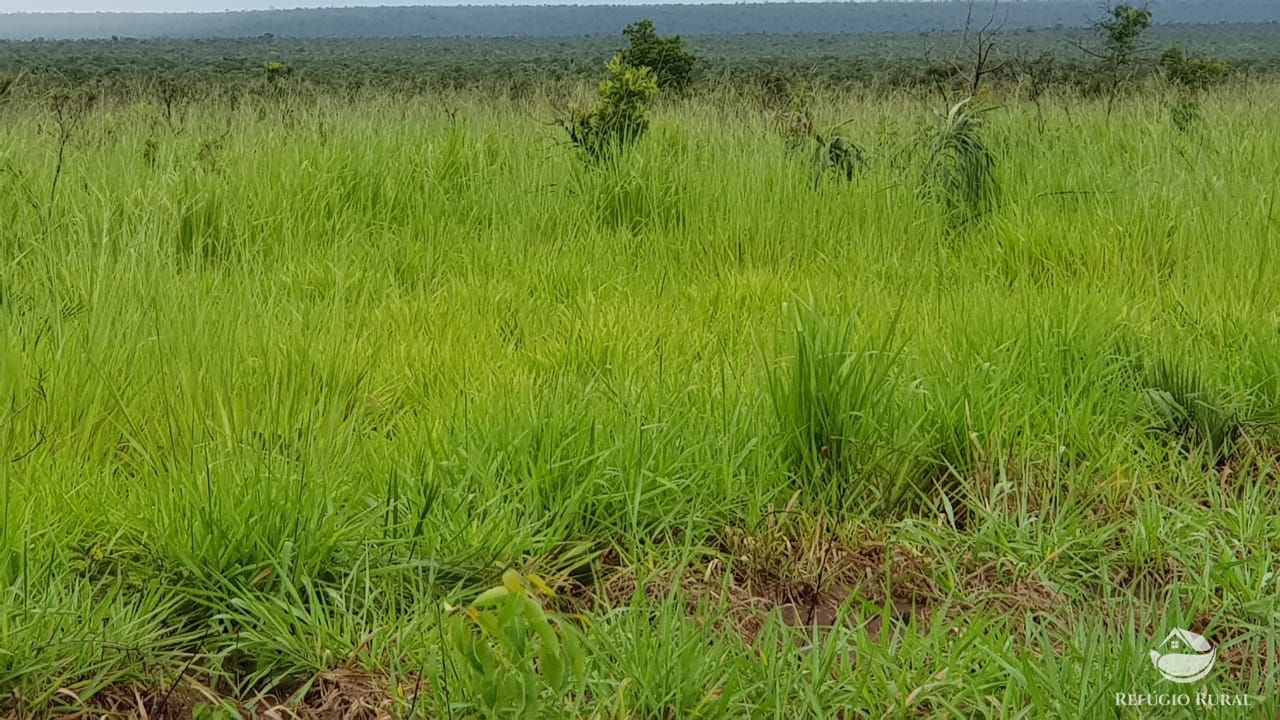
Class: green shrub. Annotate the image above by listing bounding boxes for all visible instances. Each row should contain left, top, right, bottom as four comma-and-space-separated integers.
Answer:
262, 61, 292, 82
1158, 45, 1227, 133
1159, 45, 1230, 91
564, 54, 658, 161
619, 19, 697, 93
444, 570, 587, 718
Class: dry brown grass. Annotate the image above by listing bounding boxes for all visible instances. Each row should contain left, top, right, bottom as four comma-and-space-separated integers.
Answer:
20, 668, 415, 720
548, 498, 1070, 652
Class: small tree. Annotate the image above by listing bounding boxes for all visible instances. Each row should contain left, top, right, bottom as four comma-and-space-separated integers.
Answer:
1092, 3, 1153, 115
619, 20, 697, 93
955, 0, 1006, 99
443, 570, 587, 719
154, 76, 189, 131
45, 89, 95, 222
564, 54, 658, 161
1159, 45, 1229, 92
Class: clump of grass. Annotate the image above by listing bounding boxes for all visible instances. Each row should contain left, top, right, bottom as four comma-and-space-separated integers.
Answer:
175, 176, 230, 266
923, 97, 999, 229
772, 87, 866, 185
811, 133, 866, 185
568, 153, 687, 236
0, 70, 21, 102
1138, 351, 1242, 464
766, 301, 928, 514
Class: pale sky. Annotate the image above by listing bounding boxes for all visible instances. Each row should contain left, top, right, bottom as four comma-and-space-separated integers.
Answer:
1, 0, 793, 13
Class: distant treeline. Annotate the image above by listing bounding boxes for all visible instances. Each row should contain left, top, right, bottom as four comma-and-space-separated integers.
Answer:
2, 23, 1279, 99
0, 0, 1276, 41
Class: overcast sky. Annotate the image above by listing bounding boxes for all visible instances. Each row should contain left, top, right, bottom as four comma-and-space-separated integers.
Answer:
3, 0, 786, 13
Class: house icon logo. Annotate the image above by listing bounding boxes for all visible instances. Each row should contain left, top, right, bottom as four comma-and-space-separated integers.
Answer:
1150, 628, 1216, 683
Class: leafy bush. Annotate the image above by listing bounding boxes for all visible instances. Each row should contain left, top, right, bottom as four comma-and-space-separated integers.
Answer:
619, 19, 697, 93
262, 61, 292, 82
1158, 45, 1227, 132
1159, 44, 1230, 91
564, 54, 658, 160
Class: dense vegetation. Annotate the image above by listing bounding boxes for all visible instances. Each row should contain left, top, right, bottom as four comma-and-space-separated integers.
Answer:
3, 22, 1280, 99
3, 4, 1280, 717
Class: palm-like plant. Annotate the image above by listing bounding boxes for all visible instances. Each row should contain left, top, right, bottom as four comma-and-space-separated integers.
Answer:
1143, 356, 1240, 464
924, 98, 999, 229
812, 134, 866, 185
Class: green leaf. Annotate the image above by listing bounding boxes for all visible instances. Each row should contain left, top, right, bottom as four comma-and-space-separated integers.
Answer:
539, 640, 565, 691
473, 584, 511, 607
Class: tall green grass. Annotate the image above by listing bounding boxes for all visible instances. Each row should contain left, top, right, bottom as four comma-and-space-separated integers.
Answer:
1, 85, 1278, 716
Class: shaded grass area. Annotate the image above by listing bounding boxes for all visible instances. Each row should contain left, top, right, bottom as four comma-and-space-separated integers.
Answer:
1, 87, 1279, 717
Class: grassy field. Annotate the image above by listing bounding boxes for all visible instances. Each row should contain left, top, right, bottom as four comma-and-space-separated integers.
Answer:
2, 83, 1279, 717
